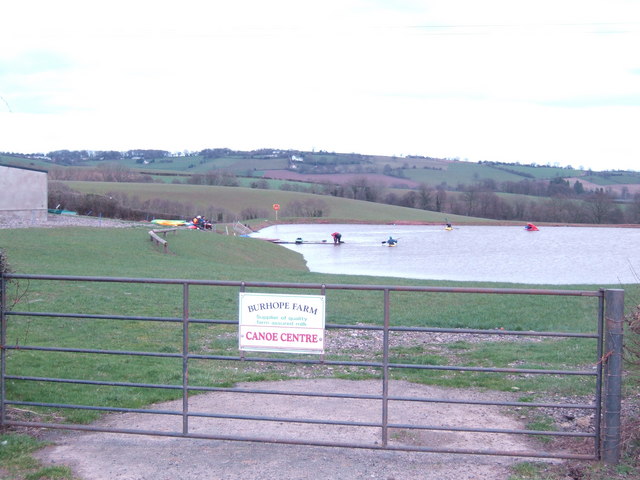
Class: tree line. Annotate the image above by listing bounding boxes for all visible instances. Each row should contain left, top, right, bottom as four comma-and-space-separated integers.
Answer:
46, 164, 639, 225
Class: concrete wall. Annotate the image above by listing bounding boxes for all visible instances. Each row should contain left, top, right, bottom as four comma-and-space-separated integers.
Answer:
0, 165, 48, 223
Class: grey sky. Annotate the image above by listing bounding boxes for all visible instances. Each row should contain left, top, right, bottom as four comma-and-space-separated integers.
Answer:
1, 0, 639, 171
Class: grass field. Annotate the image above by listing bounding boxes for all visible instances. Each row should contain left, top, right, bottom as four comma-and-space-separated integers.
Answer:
400, 161, 528, 184
61, 180, 500, 224
1, 226, 638, 479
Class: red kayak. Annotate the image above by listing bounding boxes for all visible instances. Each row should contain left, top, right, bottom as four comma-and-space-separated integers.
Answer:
525, 223, 539, 231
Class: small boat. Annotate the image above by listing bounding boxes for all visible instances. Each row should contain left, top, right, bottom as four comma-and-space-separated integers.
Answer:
269, 239, 333, 245
151, 219, 188, 226
525, 223, 539, 231
48, 208, 77, 215
445, 226, 453, 231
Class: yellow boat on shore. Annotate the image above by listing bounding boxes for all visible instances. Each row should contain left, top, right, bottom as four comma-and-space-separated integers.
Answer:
151, 219, 188, 226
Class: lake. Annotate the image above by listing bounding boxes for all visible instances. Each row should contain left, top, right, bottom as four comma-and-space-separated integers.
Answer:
250, 224, 640, 285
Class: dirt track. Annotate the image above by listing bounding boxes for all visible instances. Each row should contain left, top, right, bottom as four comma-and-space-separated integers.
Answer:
33, 379, 560, 480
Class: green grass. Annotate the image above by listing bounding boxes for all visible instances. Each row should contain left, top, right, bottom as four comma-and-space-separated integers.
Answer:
487, 164, 585, 180
1, 225, 638, 479
384, 337, 599, 395
508, 461, 556, 480
584, 172, 640, 186
79, 154, 290, 174
0, 434, 78, 480
0, 155, 53, 171
401, 160, 528, 184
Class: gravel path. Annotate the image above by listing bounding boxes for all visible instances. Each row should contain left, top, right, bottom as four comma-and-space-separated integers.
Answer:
0, 214, 149, 229
34, 379, 554, 480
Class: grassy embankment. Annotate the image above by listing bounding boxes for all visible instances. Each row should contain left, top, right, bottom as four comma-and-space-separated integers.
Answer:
62, 180, 507, 225
1, 226, 638, 479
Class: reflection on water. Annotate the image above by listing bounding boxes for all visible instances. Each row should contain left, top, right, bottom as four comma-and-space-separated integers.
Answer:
251, 224, 640, 285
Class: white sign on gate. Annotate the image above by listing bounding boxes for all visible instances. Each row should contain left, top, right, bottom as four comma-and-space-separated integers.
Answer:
238, 292, 325, 354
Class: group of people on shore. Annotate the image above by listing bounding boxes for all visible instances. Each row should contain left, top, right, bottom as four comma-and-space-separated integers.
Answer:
191, 215, 212, 230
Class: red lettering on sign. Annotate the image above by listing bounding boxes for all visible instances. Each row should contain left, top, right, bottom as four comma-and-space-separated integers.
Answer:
280, 333, 319, 343
246, 331, 279, 341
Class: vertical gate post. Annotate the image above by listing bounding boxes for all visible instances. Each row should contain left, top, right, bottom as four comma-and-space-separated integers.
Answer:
381, 288, 390, 447
0, 270, 6, 429
602, 289, 624, 464
182, 282, 190, 436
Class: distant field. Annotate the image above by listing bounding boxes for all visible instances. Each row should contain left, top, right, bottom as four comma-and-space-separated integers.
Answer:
5, 151, 640, 189
82, 155, 291, 175
486, 164, 585, 179
399, 161, 527, 185
0, 155, 52, 170
579, 173, 640, 186
566, 178, 640, 196
62, 181, 494, 224
261, 170, 421, 188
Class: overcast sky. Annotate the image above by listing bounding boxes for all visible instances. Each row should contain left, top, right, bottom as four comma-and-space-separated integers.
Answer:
1, 0, 639, 171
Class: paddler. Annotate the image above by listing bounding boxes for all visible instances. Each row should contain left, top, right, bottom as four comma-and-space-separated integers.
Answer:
331, 232, 342, 244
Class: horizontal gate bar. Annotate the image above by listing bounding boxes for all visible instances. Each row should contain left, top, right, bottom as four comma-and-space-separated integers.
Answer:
3, 420, 599, 461
5, 406, 594, 438
3, 273, 603, 297
4, 346, 596, 376
6, 376, 597, 410
6, 311, 599, 341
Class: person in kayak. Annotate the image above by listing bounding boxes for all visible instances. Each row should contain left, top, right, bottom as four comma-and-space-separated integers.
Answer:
331, 232, 342, 244
386, 236, 398, 246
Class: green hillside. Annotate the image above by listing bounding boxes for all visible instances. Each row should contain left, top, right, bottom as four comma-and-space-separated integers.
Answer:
62, 181, 492, 224
400, 161, 525, 184
6, 149, 640, 225
6, 151, 639, 188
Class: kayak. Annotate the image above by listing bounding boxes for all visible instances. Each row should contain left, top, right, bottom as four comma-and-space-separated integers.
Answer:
525, 223, 539, 231
270, 240, 335, 245
445, 227, 453, 231
48, 209, 77, 215
151, 219, 188, 226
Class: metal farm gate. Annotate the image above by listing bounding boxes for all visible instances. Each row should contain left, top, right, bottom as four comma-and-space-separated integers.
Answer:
0, 274, 624, 463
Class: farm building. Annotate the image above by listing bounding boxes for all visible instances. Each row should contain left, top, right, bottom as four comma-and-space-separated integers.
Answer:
0, 164, 48, 223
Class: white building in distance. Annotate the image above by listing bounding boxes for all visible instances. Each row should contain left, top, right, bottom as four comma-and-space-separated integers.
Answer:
0, 164, 48, 223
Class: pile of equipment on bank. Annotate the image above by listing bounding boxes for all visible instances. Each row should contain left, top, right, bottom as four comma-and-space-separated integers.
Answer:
150, 215, 212, 230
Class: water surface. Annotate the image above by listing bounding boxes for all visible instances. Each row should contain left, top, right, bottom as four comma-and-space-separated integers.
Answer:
251, 224, 640, 285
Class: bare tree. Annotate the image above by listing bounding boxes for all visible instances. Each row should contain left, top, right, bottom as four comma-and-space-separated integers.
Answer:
416, 183, 434, 210
587, 188, 616, 224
